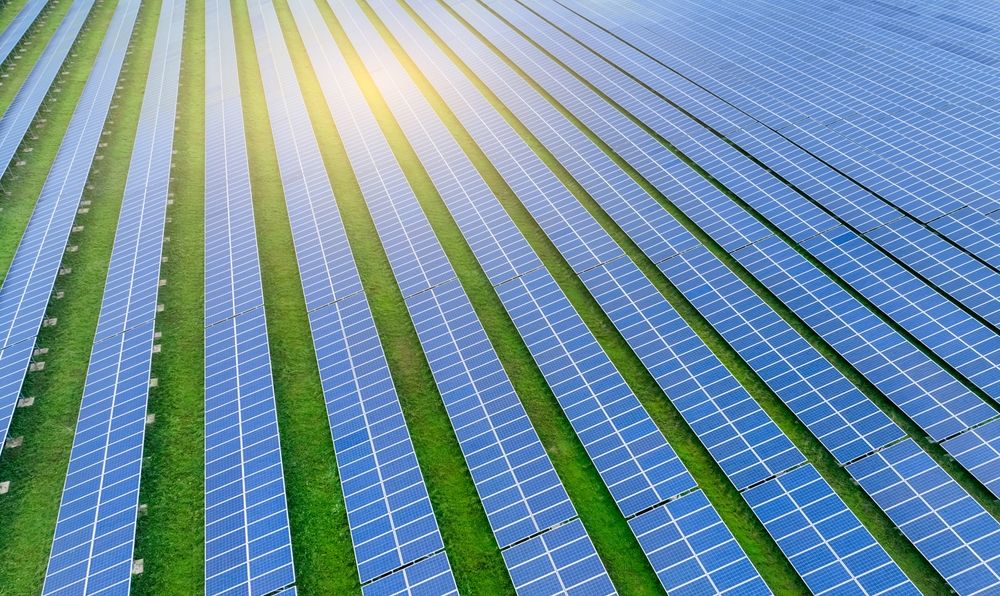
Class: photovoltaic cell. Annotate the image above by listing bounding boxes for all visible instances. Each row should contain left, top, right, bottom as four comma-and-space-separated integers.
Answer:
501, 520, 616, 595
629, 490, 769, 595
848, 439, 1000, 594
942, 419, 1000, 501
361, 553, 458, 596
0, 0, 46, 66
744, 464, 915, 595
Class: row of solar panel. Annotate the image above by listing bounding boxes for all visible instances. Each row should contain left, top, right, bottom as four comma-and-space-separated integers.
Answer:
202, 0, 296, 594
336, 1, 771, 593
246, 0, 458, 591
285, 0, 615, 593
0, 0, 47, 67
0, 0, 102, 457
42, 0, 185, 593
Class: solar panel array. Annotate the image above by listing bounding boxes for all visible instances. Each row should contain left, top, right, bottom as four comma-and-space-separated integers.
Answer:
286, 0, 612, 591
1, 0, 997, 593
245, 0, 455, 589
41, 0, 167, 592
0, 0, 141, 463
0, 0, 47, 67
333, 2, 766, 592
0, 0, 99, 180
203, 0, 295, 593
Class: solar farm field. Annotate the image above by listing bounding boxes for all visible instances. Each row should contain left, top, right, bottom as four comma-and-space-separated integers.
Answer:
0, 0, 997, 594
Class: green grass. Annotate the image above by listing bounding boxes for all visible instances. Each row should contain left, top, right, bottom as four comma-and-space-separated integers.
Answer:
130, 0, 205, 592
0, 0, 163, 591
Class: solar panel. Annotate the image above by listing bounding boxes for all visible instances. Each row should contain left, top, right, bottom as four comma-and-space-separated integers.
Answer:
659, 246, 903, 463
501, 520, 616, 595
0, 0, 97, 180
929, 207, 1000, 271
942, 419, 1000, 501
802, 227, 1000, 400
0, 0, 140, 459
204, 309, 294, 596
744, 464, 916, 595
629, 490, 769, 595
246, 0, 453, 587
333, 8, 762, 592
848, 439, 1000, 594
734, 236, 996, 442
0, 0, 46, 67
203, 0, 295, 592
361, 552, 458, 596
286, 4, 602, 589
376, 0, 802, 493
41, 0, 183, 591
580, 256, 804, 490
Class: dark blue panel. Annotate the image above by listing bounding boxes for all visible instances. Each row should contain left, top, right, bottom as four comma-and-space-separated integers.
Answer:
942, 419, 1000, 501
361, 552, 459, 596
501, 520, 616, 595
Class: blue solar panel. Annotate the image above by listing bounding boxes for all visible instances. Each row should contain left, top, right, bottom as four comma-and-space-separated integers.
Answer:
287, 3, 596, 587
660, 246, 903, 463
580, 256, 803, 490
42, 0, 183, 591
247, 0, 452, 587
864, 218, 1000, 328
0, 0, 46, 67
204, 309, 294, 596
376, 0, 802, 493
929, 207, 1000, 271
0, 0, 140, 460
203, 0, 295, 592
629, 490, 768, 595
0, 0, 97, 180
734, 236, 995, 442
942, 419, 1000, 501
43, 322, 154, 596
744, 464, 916, 595
361, 552, 458, 596
802, 228, 1000, 400
848, 439, 1000, 594
501, 519, 616, 595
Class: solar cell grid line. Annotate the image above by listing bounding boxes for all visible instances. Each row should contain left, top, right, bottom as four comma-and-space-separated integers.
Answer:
335, 0, 698, 514
361, 552, 458, 596
332, 7, 764, 592
500, 519, 616, 595
42, 322, 155, 596
482, 0, 1000, 330
743, 464, 916, 596
942, 419, 1000, 501
513, 0, 1000, 285
847, 439, 1000, 595
203, 309, 294, 596
733, 236, 998, 443
589, 0, 1000, 233
285, 0, 598, 585
556, 0, 1000, 254
628, 490, 770, 595
374, 0, 803, 492
0, 0, 97, 181
801, 229, 1000, 398
0, 0, 46, 67
0, 0, 140, 458
614, 0, 1000, 210
245, 0, 452, 586
441, 0, 904, 464
41, 0, 184, 592
449, 0, 1000, 404
203, 0, 295, 593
